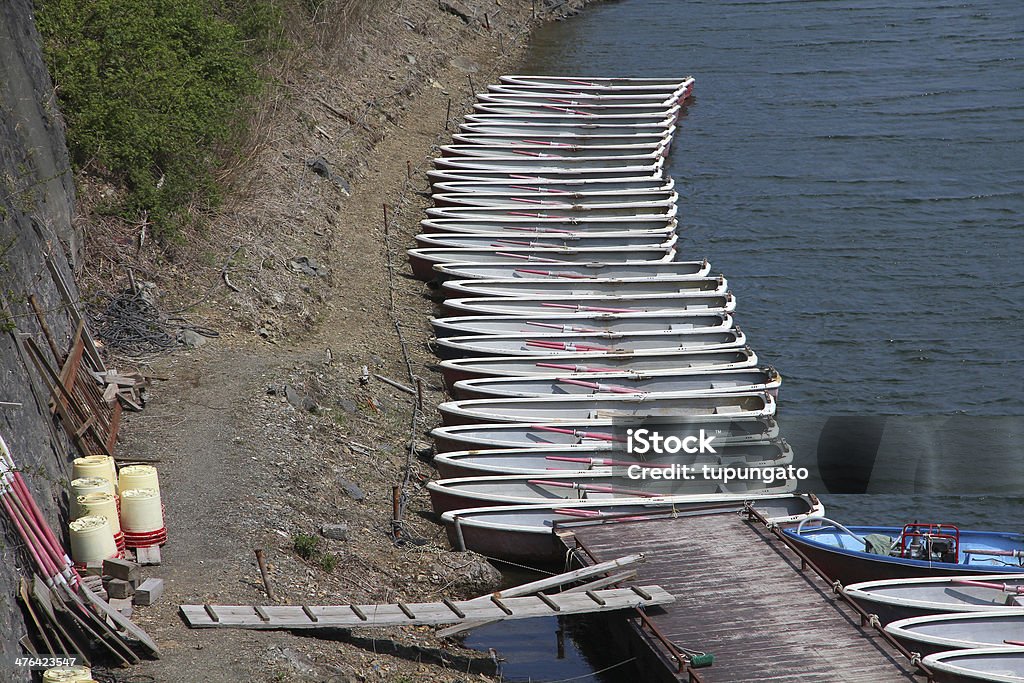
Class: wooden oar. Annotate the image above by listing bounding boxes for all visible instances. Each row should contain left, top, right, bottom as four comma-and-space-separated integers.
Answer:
527, 322, 602, 333
1004, 640, 1024, 646
541, 303, 639, 313
494, 252, 567, 263
545, 455, 664, 469
515, 268, 594, 279
527, 340, 612, 352
505, 226, 576, 234
530, 425, 626, 442
553, 508, 657, 522
953, 579, 1024, 594
528, 479, 659, 498
507, 184, 571, 193
557, 378, 643, 394
535, 362, 618, 372
508, 197, 573, 207
521, 139, 573, 147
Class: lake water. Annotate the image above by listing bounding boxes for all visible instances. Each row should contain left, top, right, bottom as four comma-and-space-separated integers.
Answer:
468, 1, 1024, 679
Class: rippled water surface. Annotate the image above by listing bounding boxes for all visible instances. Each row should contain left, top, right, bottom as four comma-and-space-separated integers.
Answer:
473, 1, 1024, 679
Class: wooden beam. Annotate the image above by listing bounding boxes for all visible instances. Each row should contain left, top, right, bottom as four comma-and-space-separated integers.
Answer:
180, 586, 674, 630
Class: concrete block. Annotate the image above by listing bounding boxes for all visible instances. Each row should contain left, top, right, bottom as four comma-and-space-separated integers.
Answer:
108, 596, 133, 617
134, 578, 164, 606
103, 557, 141, 582
85, 560, 104, 577
104, 578, 134, 599
135, 546, 162, 566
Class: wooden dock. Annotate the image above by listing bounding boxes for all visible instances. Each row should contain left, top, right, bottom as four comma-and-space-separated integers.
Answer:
562, 510, 921, 682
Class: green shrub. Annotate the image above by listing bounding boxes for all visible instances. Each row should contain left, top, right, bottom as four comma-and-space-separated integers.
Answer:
293, 532, 320, 560
36, 0, 281, 241
319, 552, 339, 573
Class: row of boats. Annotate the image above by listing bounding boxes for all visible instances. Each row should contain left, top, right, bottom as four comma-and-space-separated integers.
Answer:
406, 74, 1024, 682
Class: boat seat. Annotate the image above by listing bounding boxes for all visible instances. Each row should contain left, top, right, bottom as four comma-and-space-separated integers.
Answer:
714, 405, 742, 415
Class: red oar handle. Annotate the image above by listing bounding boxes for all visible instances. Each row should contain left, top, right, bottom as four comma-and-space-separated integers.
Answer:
558, 378, 642, 394
554, 508, 603, 517
1005, 640, 1024, 646
522, 139, 571, 147
545, 455, 665, 469
530, 425, 626, 442
527, 340, 611, 352
512, 149, 544, 157
513, 268, 592, 278
508, 185, 570, 194
953, 579, 1024, 594
526, 479, 659, 498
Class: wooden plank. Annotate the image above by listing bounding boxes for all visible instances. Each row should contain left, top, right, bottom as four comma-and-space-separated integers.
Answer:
180, 586, 674, 629
437, 554, 645, 638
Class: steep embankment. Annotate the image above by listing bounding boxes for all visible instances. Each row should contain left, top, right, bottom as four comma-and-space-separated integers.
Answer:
0, 1, 80, 680
3, 0, 590, 680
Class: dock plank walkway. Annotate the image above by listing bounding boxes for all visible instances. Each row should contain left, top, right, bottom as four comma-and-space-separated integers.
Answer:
566, 512, 919, 682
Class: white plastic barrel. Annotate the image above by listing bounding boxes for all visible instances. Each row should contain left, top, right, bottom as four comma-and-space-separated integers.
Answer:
70, 477, 115, 519
68, 516, 117, 565
76, 491, 121, 533
120, 488, 164, 532
42, 665, 92, 682
118, 464, 160, 494
72, 455, 117, 491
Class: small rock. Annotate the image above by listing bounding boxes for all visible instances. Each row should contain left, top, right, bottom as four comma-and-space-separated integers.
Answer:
287, 256, 328, 277
337, 397, 358, 413
285, 385, 319, 413
266, 384, 280, 396
404, 54, 416, 65
320, 523, 349, 541
305, 156, 351, 195
179, 329, 206, 348
435, 552, 501, 593
338, 479, 365, 501
281, 647, 317, 676
258, 327, 271, 339
410, 440, 433, 460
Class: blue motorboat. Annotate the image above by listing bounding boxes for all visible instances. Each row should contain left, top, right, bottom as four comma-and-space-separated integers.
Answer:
783, 518, 1024, 585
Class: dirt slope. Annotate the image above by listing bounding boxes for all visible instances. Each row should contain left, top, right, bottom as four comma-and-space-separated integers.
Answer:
102, 1, 590, 681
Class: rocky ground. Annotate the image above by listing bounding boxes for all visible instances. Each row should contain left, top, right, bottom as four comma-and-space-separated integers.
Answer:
77, 0, 593, 680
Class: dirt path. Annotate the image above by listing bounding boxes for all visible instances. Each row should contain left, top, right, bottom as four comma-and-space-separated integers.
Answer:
103, 2, 591, 681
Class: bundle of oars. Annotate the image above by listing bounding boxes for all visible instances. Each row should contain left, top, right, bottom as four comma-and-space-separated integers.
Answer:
0, 433, 160, 665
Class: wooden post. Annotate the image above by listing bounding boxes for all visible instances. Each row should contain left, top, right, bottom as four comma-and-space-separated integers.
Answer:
254, 549, 276, 603
445, 98, 452, 131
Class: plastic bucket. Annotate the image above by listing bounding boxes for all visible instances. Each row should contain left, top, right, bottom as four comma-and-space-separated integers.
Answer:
77, 491, 124, 552
70, 477, 115, 519
118, 464, 160, 495
72, 455, 117, 491
42, 666, 92, 682
120, 488, 166, 547
69, 516, 117, 566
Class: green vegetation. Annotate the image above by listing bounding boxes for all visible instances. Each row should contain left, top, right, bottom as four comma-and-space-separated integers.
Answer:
35, 0, 283, 241
292, 532, 320, 560
319, 552, 339, 573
